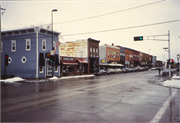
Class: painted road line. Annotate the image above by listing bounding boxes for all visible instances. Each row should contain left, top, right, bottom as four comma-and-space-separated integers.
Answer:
149, 89, 178, 123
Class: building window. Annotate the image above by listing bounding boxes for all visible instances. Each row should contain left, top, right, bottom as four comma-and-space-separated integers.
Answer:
11, 40, 16, 52
90, 47, 92, 57
55, 66, 58, 72
26, 39, 31, 51
39, 66, 43, 73
21, 56, 27, 63
93, 47, 95, 57
108, 51, 109, 58
96, 48, 98, 57
1, 41, 3, 52
42, 39, 46, 51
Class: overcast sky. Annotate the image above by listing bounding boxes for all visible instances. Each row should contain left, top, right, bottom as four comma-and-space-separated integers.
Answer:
1, 0, 179, 62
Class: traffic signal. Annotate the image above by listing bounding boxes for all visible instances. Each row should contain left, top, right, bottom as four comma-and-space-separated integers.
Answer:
5, 54, 9, 66
171, 59, 174, 64
134, 36, 143, 41
49, 55, 55, 63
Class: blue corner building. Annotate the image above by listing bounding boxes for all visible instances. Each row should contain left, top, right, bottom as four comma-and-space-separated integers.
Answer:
1, 27, 60, 78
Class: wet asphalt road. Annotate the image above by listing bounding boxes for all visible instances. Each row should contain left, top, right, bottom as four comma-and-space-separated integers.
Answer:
1, 70, 180, 123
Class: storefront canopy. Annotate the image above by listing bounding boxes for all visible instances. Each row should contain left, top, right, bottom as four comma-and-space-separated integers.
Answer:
77, 58, 88, 64
62, 61, 78, 65
100, 64, 124, 66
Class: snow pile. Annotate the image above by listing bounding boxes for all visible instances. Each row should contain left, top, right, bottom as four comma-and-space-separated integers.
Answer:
0, 77, 25, 83
61, 75, 94, 79
48, 76, 59, 80
163, 75, 180, 88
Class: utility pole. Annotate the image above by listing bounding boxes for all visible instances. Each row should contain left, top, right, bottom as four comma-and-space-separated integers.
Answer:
0, 6, 6, 80
168, 30, 171, 77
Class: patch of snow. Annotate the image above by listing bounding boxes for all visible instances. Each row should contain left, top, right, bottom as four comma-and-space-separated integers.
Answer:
49, 76, 59, 80
163, 79, 180, 88
0, 77, 25, 83
172, 75, 180, 79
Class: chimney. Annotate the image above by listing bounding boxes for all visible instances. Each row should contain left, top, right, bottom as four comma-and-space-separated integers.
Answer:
112, 43, 114, 46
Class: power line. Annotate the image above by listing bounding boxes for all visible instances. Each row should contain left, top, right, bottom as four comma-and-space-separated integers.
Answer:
62, 19, 180, 36
2, 0, 166, 30
43, 0, 166, 26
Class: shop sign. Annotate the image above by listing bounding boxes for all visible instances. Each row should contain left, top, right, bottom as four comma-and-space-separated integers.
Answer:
101, 59, 106, 63
63, 57, 74, 61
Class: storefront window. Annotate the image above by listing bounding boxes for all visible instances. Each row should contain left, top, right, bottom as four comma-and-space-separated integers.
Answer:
62, 65, 74, 73
77, 64, 84, 72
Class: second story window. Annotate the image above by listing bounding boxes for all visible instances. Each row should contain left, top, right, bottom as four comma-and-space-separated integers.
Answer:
90, 47, 92, 57
96, 48, 98, 57
11, 40, 16, 52
42, 39, 46, 51
108, 51, 109, 58
26, 39, 31, 51
93, 48, 95, 57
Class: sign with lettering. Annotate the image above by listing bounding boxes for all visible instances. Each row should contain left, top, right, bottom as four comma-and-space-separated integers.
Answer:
101, 59, 106, 63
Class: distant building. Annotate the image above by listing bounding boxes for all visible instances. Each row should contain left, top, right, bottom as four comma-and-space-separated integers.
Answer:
59, 38, 100, 76
99, 43, 123, 70
152, 56, 157, 67
1, 27, 60, 78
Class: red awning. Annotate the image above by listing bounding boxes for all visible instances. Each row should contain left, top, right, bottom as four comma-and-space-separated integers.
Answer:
77, 58, 88, 64
62, 61, 78, 65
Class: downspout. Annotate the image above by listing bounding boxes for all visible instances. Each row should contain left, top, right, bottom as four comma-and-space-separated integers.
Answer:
36, 27, 39, 78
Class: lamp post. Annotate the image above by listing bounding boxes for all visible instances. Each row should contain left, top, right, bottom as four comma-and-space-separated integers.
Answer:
52, 9, 58, 50
148, 49, 151, 68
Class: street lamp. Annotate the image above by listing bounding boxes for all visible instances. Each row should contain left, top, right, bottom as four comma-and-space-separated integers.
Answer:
148, 49, 151, 68
52, 9, 58, 50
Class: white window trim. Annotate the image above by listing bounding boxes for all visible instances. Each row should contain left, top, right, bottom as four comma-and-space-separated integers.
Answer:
39, 66, 44, 73
42, 39, 46, 51
21, 56, 27, 63
11, 40, 16, 52
1, 41, 3, 52
26, 39, 31, 51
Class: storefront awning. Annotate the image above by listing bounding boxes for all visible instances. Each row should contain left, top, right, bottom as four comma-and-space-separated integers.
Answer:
100, 64, 124, 66
77, 58, 88, 64
62, 61, 78, 65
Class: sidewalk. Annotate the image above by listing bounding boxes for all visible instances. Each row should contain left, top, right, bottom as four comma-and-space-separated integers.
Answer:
162, 75, 180, 89
0, 74, 95, 83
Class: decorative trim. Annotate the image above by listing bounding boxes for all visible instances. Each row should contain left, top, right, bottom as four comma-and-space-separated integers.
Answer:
8, 57, 12, 64
21, 56, 27, 63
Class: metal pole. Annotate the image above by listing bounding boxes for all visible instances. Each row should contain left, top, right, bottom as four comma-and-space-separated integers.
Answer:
168, 30, 171, 77
52, 11, 53, 50
0, 6, 1, 80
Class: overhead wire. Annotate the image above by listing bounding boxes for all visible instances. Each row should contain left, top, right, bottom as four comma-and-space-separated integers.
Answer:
42, 0, 166, 26
62, 19, 180, 36
1, 19, 179, 40
2, 0, 166, 30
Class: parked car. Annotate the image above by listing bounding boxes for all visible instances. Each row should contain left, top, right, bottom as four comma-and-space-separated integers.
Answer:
136, 67, 142, 71
132, 67, 138, 72
127, 68, 133, 72
122, 68, 129, 73
144, 67, 149, 71
150, 67, 157, 70
162, 69, 173, 77
94, 69, 107, 76
107, 68, 115, 74
114, 68, 122, 74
